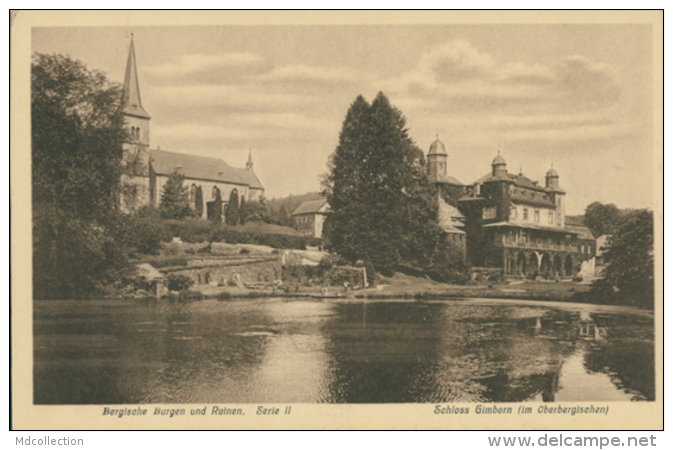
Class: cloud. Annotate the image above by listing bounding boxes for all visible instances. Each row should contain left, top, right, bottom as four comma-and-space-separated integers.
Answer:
255, 65, 361, 85
149, 84, 316, 111
555, 55, 621, 105
384, 40, 621, 112
146, 52, 267, 75
419, 40, 496, 83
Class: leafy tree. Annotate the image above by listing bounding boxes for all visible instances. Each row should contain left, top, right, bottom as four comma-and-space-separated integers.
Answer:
322, 92, 441, 273
32, 53, 128, 221
225, 189, 240, 225
159, 171, 193, 219
240, 199, 276, 224
429, 237, 469, 284
32, 53, 132, 299
584, 202, 621, 237
602, 209, 654, 307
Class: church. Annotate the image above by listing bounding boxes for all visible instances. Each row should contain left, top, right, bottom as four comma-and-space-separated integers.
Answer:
119, 36, 264, 220
426, 136, 595, 278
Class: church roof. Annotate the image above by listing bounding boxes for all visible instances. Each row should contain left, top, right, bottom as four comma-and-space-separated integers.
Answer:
123, 35, 150, 119
428, 172, 464, 186
148, 150, 248, 185
292, 199, 329, 216
234, 167, 264, 190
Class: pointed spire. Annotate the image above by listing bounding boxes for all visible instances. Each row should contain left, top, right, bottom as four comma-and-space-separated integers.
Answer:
123, 33, 150, 119
246, 148, 254, 171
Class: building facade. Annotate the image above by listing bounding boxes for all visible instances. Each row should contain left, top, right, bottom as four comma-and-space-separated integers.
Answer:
427, 137, 595, 277
119, 36, 263, 219
291, 199, 330, 238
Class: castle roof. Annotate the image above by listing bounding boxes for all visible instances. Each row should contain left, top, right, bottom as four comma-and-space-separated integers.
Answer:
482, 222, 580, 235
438, 197, 465, 234
428, 137, 447, 156
492, 153, 506, 166
564, 218, 595, 240
148, 149, 249, 185
428, 172, 464, 186
123, 35, 150, 119
546, 166, 559, 178
292, 199, 329, 216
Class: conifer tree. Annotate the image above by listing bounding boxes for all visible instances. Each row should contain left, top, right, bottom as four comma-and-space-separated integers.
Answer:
211, 188, 222, 223
195, 185, 204, 218
226, 189, 240, 226
159, 171, 193, 219
322, 92, 440, 273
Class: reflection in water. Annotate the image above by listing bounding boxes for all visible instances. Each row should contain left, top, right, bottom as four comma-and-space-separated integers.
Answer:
33, 298, 654, 404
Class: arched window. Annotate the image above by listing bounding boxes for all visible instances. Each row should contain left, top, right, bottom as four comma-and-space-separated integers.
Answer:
190, 184, 198, 210
212, 186, 220, 199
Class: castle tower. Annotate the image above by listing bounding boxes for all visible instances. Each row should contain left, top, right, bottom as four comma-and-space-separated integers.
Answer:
427, 135, 448, 177
545, 165, 560, 190
123, 34, 151, 147
491, 151, 507, 177
545, 164, 566, 228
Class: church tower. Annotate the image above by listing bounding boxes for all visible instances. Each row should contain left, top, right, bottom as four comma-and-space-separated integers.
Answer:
120, 34, 152, 213
123, 34, 151, 147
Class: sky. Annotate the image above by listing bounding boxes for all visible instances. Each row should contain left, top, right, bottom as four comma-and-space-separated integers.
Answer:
32, 24, 656, 214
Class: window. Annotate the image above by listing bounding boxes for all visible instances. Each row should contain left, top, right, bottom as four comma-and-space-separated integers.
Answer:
510, 206, 517, 220
190, 184, 198, 210
534, 209, 540, 223
548, 211, 554, 224
482, 206, 496, 219
521, 230, 528, 243
523, 208, 529, 221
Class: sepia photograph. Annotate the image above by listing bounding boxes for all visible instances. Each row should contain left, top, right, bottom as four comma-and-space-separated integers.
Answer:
10, 10, 663, 430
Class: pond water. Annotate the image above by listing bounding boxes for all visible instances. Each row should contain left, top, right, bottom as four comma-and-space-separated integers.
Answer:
33, 298, 654, 404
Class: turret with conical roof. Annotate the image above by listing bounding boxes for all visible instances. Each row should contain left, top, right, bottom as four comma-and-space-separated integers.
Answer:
427, 135, 448, 177
123, 34, 151, 147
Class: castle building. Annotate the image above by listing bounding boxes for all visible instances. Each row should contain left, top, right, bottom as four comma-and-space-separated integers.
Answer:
119, 35, 263, 219
426, 137, 467, 252
427, 137, 595, 277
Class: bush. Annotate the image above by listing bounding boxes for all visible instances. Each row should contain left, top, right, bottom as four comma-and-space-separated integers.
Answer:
427, 237, 468, 285
166, 273, 194, 291
149, 259, 188, 269
117, 210, 170, 255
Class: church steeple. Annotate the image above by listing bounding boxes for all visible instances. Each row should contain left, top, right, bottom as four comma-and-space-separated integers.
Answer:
123, 34, 150, 119
122, 33, 151, 147
246, 148, 254, 171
